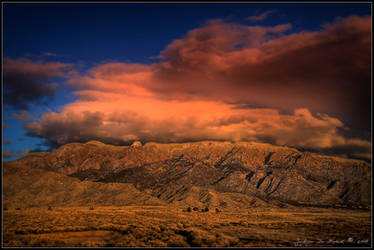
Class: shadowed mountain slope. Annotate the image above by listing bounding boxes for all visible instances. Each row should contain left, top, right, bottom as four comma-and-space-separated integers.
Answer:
3, 161, 165, 209
8, 140, 371, 209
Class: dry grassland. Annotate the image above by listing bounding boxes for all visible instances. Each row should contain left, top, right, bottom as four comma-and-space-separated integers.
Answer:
3, 206, 371, 247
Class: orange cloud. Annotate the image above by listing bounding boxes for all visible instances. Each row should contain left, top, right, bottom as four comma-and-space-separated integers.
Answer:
25, 77, 370, 159
22, 16, 371, 160
151, 16, 370, 127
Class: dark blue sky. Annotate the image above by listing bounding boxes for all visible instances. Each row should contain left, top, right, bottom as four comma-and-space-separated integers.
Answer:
4, 3, 371, 64
2, 2, 372, 161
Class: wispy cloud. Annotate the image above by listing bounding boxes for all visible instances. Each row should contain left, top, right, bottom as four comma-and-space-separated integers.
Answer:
247, 10, 276, 22
11, 110, 33, 121
43, 52, 58, 57
3, 138, 12, 145
3, 124, 11, 129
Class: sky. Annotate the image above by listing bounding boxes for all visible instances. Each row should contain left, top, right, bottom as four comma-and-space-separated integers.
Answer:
2, 2, 372, 161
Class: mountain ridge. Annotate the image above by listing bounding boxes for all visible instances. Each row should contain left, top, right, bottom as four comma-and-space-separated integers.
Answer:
5, 140, 371, 210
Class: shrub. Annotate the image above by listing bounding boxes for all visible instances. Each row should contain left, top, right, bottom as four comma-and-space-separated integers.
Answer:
203, 206, 209, 212
215, 208, 221, 213
4, 206, 8, 211
193, 207, 199, 211
47, 206, 52, 211
15, 207, 21, 210
90, 206, 94, 210
186, 207, 192, 212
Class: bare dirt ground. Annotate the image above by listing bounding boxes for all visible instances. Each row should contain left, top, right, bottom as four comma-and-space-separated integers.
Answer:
2, 206, 371, 247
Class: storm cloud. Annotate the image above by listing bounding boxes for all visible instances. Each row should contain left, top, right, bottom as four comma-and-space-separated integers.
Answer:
20, 16, 371, 160
151, 16, 371, 136
3, 58, 74, 110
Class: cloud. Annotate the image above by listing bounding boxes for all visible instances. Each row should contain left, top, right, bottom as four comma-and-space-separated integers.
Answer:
29, 147, 47, 153
151, 15, 371, 135
315, 139, 371, 161
20, 16, 371, 160
11, 110, 33, 121
23, 92, 370, 160
3, 58, 74, 110
24, 104, 344, 148
3, 139, 12, 145
43, 52, 58, 57
247, 10, 277, 22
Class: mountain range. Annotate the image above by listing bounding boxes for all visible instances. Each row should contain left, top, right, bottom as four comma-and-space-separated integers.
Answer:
4, 140, 371, 210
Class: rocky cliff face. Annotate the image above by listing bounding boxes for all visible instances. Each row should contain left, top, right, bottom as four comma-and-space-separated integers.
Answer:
12, 140, 371, 209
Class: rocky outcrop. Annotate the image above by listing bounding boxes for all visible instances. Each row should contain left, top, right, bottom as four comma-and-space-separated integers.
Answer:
131, 141, 142, 147
13, 140, 371, 209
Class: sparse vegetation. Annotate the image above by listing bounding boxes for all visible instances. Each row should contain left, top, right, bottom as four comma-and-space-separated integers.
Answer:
2, 206, 371, 247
